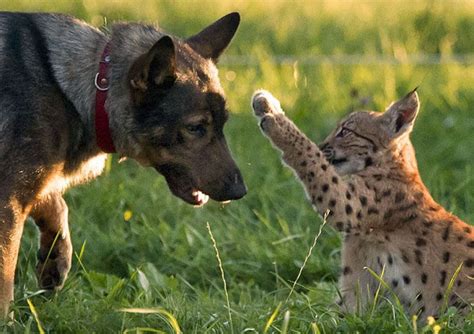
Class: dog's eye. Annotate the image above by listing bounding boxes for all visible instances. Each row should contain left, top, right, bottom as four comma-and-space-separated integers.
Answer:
186, 124, 206, 137
336, 127, 350, 138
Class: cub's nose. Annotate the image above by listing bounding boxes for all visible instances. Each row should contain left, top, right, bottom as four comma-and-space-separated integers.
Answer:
320, 142, 335, 161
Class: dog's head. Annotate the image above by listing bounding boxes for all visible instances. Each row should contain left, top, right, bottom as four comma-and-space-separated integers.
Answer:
124, 13, 246, 206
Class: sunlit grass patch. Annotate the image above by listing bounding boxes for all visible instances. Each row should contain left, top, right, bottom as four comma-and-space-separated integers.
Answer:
0, 0, 473, 332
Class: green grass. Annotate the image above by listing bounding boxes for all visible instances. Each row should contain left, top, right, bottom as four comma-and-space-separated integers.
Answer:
2, 0, 474, 332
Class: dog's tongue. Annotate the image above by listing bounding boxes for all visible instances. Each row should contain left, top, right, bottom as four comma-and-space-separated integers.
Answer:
192, 190, 209, 207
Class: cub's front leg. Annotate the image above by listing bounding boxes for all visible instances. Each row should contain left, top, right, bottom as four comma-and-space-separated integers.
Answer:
251, 90, 368, 233
251, 90, 378, 312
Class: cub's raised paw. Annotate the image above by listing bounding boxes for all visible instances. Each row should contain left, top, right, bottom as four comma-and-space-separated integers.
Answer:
251, 90, 284, 118
251, 90, 286, 134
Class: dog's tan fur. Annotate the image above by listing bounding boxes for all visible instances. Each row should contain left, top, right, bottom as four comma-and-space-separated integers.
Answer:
252, 90, 473, 317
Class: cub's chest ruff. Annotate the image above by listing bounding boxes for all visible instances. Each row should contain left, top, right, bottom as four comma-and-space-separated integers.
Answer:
252, 89, 473, 317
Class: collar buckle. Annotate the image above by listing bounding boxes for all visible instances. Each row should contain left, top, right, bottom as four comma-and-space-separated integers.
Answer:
94, 72, 109, 91
94, 42, 116, 153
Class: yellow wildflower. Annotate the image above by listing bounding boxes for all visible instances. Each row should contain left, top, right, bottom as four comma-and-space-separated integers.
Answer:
433, 324, 441, 334
123, 210, 133, 222
427, 316, 436, 326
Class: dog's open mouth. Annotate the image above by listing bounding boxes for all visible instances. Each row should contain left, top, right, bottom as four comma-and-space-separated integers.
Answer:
155, 165, 212, 206
155, 163, 246, 206
191, 189, 209, 207
168, 183, 211, 207
167, 180, 211, 207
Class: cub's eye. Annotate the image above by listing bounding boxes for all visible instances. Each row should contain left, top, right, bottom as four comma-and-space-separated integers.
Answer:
185, 124, 206, 137
336, 127, 350, 138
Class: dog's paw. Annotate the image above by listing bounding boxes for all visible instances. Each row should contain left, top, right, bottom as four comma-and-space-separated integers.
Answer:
36, 241, 72, 291
36, 258, 69, 290
251, 90, 284, 118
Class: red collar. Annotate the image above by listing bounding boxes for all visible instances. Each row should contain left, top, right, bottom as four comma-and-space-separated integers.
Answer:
94, 43, 116, 153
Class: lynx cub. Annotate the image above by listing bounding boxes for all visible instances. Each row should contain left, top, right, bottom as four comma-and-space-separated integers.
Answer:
252, 89, 473, 317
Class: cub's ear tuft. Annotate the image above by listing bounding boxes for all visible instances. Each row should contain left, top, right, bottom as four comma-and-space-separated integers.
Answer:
128, 36, 176, 105
382, 89, 420, 138
186, 12, 240, 62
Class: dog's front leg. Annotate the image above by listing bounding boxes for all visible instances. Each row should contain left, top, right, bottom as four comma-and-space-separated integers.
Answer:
0, 204, 27, 318
30, 193, 72, 291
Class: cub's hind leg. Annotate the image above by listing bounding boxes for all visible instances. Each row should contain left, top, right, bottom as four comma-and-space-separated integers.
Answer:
30, 193, 72, 291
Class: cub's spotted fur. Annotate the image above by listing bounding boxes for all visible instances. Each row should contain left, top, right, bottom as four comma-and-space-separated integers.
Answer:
252, 90, 473, 317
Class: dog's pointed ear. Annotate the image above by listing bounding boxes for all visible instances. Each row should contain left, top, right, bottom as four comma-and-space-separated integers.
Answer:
186, 12, 240, 62
382, 88, 420, 138
128, 36, 176, 104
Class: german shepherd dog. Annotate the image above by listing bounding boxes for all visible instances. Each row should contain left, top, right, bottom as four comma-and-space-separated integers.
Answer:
0, 12, 246, 316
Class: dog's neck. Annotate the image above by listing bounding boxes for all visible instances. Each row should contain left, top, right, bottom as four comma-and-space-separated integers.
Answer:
105, 24, 166, 155
35, 14, 108, 154
39, 17, 167, 157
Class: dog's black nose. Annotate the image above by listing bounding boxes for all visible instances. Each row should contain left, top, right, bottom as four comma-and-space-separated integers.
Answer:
217, 169, 247, 201
227, 170, 247, 200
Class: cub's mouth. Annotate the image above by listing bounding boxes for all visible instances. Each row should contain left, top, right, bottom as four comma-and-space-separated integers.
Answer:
320, 144, 348, 166
331, 157, 348, 166
155, 165, 210, 206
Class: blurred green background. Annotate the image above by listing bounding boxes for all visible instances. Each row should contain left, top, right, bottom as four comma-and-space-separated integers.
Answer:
1, 0, 473, 332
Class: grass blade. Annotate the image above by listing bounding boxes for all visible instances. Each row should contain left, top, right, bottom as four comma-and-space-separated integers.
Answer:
263, 302, 282, 334
206, 222, 234, 334
281, 310, 290, 334
286, 212, 328, 302
442, 262, 463, 314
119, 308, 181, 334
26, 298, 45, 334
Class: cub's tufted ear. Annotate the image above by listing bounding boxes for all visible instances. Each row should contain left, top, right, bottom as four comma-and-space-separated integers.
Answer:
128, 36, 176, 105
382, 89, 420, 138
186, 12, 240, 62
